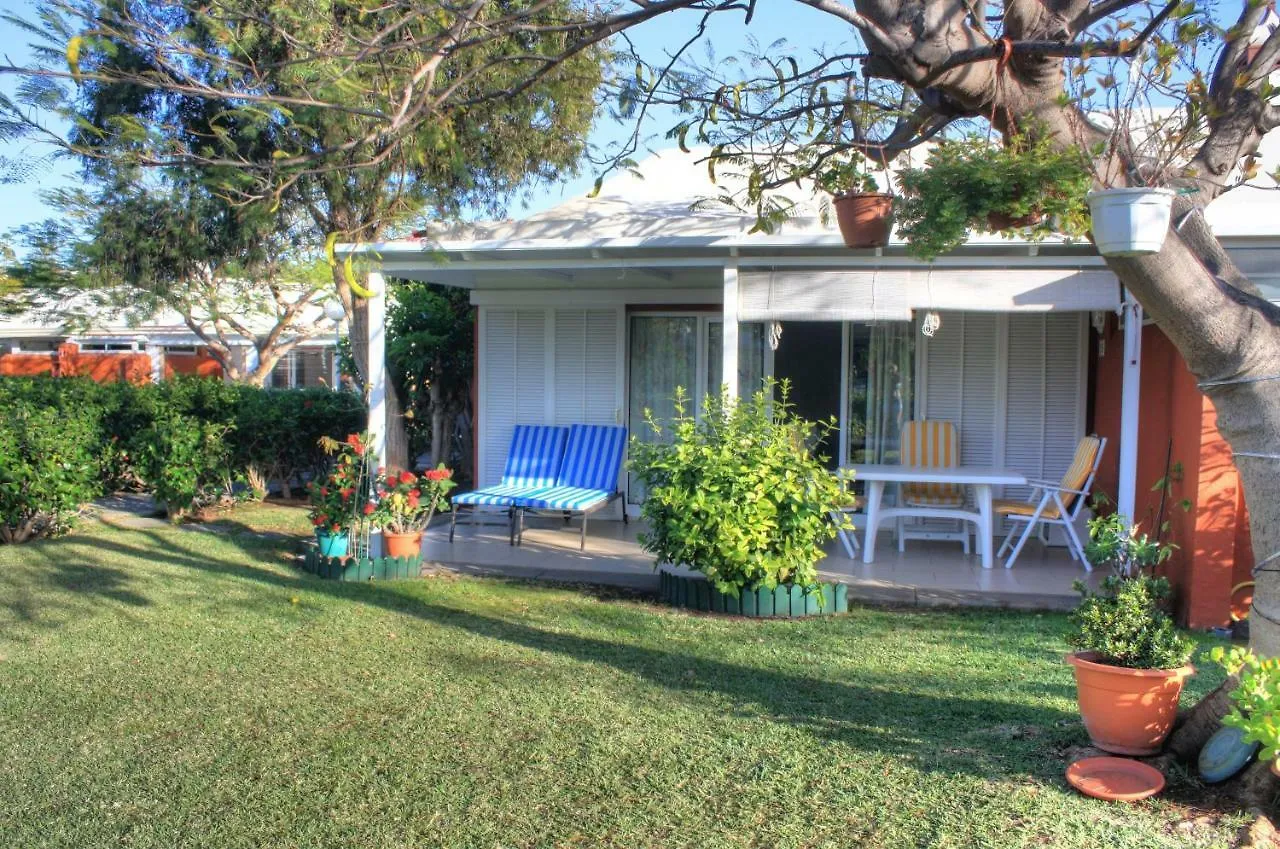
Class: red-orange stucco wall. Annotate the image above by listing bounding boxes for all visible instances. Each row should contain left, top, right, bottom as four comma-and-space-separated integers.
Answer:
0, 353, 56, 376
163, 350, 223, 379
1092, 319, 1253, 628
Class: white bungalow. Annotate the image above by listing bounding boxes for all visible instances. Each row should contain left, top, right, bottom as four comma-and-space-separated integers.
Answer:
347, 144, 1280, 624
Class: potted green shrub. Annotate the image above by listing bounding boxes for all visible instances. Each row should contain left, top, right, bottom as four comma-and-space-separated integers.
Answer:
1066, 575, 1196, 755
366, 464, 455, 559
1213, 646, 1280, 776
306, 433, 373, 558
629, 380, 849, 611
895, 135, 1091, 260
1083, 510, 1173, 576
815, 155, 893, 248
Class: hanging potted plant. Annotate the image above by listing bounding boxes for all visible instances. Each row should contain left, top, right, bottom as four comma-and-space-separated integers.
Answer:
1086, 185, 1177, 257
306, 433, 374, 559
816, 154, 894, 248
895, 135, 1091, 260
1065, 575, 1196, 755
366, 464, 456, 559
1213, 646, 1280, 777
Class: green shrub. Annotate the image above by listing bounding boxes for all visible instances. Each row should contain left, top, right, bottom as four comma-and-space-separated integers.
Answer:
1067, 575, 1195, 670
628, 380, 848, 596
1084, 510, 1173, 576
232, 387, 367, 498
1213, 646, 1280, 764
0, 403, 103, 542
130, 412, 235, 519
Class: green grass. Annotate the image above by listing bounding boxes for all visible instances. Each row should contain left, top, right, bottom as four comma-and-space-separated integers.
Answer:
0, 508, 1245, 848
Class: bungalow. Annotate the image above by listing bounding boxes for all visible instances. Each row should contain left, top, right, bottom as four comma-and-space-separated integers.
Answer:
348, 141, 1280, 629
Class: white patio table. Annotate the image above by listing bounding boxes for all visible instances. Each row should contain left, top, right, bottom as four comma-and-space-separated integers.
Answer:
842, 464, 1028, 569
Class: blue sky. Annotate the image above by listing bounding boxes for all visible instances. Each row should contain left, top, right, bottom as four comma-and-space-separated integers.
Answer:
0, 1, 838, 244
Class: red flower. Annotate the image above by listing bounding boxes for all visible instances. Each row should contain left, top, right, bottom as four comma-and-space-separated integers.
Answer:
407, 492, 420, 509
340, 487, 354, 500
320, 487, 329, 497
409, 489, 421, 499
398, 470, 416, 485
363, 502, 375, 515
346, 434, 364, 452
425, 468, 452, 481
311, 516, 324, 526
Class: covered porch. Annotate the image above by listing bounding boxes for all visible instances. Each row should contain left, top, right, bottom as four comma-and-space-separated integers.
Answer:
427, 515, 1106, 610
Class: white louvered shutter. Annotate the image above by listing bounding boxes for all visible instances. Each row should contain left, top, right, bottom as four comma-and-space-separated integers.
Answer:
553, 308, 620, 426
922, 312, 999, 471
481, 308, 548, 487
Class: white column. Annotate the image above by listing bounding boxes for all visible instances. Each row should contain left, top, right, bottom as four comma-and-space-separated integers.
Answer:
721, 261, 739, 399
1117, 297, 1143, 524
145, 344, 163, 383
366, 272, 388, 468
365, 272, 387, 559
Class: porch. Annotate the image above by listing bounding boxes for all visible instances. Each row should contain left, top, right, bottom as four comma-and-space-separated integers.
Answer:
426, 515, 1104, 611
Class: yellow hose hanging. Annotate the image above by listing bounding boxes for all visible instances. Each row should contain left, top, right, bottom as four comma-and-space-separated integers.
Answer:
66, 36, 83, 81
326, 232, 377, 299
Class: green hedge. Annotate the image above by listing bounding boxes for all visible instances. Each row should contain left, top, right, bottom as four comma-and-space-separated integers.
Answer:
0, 376, 366, 536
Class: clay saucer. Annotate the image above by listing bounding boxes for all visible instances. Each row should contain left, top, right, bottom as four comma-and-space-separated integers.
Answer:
1066, 756, 1166, 801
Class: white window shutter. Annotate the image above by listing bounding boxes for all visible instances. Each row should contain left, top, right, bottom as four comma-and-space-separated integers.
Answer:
480, 308, 548, 487
922, 312, 999, 468
553, 308, 620, 425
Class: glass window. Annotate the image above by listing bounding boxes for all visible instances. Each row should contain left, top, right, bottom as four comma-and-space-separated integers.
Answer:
269, 355, 292, 388
846, 322, 915, 466
627, 315, 699, 503
706, 321, 768, 400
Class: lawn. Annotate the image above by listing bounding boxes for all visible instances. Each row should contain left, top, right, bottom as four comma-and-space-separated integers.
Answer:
0, 506, 1245, 848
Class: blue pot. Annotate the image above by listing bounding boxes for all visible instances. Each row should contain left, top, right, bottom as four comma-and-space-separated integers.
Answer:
315, 529, 350, 558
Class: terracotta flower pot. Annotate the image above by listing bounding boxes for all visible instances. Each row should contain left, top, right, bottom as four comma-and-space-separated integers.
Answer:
833, 192, 893, 248
986, 210, 1044, 231
383, 531, 423, 559
1066, 651, 1194, 756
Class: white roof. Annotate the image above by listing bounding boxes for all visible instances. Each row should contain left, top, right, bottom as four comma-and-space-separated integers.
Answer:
0, 288, 340, 340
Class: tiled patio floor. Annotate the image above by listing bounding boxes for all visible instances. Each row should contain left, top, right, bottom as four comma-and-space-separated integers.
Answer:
424, 513, 1103, 611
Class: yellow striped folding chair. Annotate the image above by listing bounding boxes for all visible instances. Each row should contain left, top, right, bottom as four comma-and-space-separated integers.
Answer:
897, 420, 971, 553
995, 435, 1106, 569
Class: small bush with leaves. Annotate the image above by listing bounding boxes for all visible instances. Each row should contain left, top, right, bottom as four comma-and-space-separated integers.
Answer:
1213, 646, 1280, 765
628, 380, 848, 596
895, 135, 1091, 260
1068, 575, 1195, 670
0, 404, 103, 543
1084, 512, 1174, 577
130, 412, 234, 520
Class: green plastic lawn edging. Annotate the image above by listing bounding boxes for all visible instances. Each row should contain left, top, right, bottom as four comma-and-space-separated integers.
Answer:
301, 547, 422, 581
658, 569, 849, 617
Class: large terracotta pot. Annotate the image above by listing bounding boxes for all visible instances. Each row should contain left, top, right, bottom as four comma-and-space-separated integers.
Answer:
383, 531, 423, 559
1066, 651, 1194, 755
832, 192, 893, 248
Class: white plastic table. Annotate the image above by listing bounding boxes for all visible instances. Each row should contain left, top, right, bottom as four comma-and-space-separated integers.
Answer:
843, 464, 1028, 569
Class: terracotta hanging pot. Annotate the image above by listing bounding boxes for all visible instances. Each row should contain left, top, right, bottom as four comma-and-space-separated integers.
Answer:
383, 531, 423, 559
1066, 651, 1194, 755
832, 192, 893, 248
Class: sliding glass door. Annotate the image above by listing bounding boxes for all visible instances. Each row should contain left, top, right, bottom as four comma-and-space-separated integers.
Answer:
846, 321, 915, 467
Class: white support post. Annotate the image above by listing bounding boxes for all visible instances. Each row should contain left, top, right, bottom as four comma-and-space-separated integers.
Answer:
1117, 297, 1143, 524
721, 261, 739, 399
146, 344, 163, 383
366, 272, 388, 558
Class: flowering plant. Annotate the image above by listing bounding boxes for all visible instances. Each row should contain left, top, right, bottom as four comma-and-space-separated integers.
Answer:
306, 433, 374, 534
365, 464, 455, 534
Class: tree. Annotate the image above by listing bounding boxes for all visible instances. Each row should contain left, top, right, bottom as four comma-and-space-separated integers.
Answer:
2, 0, 604, 467
385, 282, 475, 478
5, 1, 1280, 659
10, 178, 335, 385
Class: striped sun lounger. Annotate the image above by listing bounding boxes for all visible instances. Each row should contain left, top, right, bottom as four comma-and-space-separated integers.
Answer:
511, 424, 628, 550
450, 425, 569, 542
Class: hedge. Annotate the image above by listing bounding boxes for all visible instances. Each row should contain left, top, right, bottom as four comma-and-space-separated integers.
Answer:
0, 376, 366, 538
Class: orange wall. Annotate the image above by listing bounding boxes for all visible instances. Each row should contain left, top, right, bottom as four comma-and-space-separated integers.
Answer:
1092, 319, 1253, 628
0, 353, 56, 377
164, 350, 223, 379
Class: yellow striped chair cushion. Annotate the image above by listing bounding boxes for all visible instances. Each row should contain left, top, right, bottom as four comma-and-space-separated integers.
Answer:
901, 420, 965, 506
994, 498, 1062, 519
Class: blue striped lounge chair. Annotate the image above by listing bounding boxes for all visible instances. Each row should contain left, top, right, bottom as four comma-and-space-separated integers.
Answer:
511, 424, 628, 550
449, 425, 569, 542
